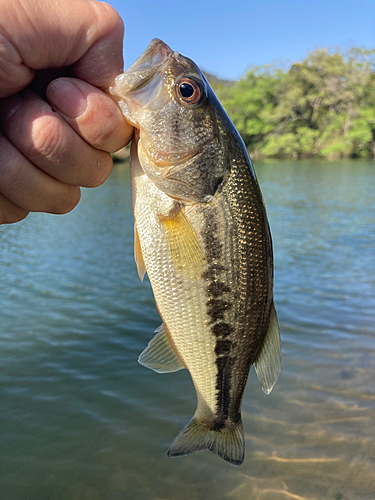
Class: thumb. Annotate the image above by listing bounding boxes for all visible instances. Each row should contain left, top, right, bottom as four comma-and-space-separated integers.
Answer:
0, 0, 124, 98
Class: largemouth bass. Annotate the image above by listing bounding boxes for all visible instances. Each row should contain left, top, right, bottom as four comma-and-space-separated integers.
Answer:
110, 39, 281, 466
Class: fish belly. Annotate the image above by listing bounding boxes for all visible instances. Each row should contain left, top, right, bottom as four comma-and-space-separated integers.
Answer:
131, 166, 219, 418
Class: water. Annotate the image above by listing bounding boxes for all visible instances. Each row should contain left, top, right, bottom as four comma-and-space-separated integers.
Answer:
0, 160, 374, 500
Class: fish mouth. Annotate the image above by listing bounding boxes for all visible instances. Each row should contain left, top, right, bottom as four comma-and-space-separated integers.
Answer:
128, 39, 172, 74
111, 39, 173, 96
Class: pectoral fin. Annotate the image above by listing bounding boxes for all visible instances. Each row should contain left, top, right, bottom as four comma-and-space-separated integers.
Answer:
138, 324, 185, 373
134, 222, 146, 281
254, 302, 282, 394
159, 204, 204, 277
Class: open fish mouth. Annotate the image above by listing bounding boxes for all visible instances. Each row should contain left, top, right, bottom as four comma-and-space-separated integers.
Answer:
111, 39, 172, 96
109, 39, 177, 125
110, 39, 200, 107
129, 38, 172, 74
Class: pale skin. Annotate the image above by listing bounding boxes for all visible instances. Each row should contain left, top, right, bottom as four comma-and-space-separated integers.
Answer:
0, 0, 134, 224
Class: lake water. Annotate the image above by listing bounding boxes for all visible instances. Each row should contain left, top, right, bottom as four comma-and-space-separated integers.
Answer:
0, 160, 374, 500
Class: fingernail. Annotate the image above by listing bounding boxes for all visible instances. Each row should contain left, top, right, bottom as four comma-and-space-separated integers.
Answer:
0, 93, 22, 123
47, 78, 88, 118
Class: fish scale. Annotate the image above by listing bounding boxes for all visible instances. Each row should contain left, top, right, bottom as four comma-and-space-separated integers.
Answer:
111, 38, 281, 466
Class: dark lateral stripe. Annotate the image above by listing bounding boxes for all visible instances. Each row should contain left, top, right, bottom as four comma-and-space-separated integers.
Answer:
212, 322, 233, 337
201, 209, 236, 426
207, 299, 232, 323
215, 339, 232, 356
214, 355, 236, 424
202, 263, 225, 280
202, 217, 223, 261
207, 281, 231, 297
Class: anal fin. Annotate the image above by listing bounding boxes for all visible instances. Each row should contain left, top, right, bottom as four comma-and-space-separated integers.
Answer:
138, 324, 185, 373
254, 301, 282, 395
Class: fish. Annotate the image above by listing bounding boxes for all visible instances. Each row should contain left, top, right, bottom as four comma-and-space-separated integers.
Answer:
110, 39, 281, 466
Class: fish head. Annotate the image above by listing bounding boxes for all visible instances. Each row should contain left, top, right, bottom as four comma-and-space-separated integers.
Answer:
110, 39, 233, 203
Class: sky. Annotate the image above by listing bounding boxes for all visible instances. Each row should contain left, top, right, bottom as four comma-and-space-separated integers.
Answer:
106, 0, 375, 80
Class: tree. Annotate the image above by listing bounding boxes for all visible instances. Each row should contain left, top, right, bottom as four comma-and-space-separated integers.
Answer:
212, 46, 375, 159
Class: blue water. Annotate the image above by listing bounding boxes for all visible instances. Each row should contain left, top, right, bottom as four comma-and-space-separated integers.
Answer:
0, 161, 374, 500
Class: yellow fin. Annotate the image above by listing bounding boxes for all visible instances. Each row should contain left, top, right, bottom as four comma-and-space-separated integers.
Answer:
134, 222, 146, 281
159, 205, 204, 277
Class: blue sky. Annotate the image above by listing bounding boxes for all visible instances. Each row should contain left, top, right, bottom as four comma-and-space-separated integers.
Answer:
107, 0, 375, 80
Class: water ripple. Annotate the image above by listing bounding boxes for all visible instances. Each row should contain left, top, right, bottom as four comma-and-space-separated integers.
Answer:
0, 161, 374, 500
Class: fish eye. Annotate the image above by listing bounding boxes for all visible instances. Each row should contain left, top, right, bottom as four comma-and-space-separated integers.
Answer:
176, 77, 204, 105
180, 82, 195, 98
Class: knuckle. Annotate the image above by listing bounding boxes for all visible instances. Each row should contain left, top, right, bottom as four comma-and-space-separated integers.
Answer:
81, 97, 124, 151
30, 115, 65, 162
0, 187, 29, 224
49, 186, 81, 215
89, 122, 116, 150
2, 209, 29, 224
0, 205, 29, 224
82, 153, 113, 188
94, 2, 124, 34
0, 152, 26, 194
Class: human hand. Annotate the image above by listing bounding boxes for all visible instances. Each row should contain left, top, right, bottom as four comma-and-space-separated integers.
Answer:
0, 0, 133, 224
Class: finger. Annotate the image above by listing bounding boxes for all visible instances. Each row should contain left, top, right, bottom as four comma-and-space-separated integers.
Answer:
47, 78, 133, 152
0, 0, 124, 97
0, 131, 81, 214
0, 193, 29, 224
72, 2, 125, 89
0, 89, 114, 187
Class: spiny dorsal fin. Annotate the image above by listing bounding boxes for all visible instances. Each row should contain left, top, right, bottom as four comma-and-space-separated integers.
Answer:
158, 205, 205, 278
134, 222, 146, 281
254, 302, 282, 395
138, 324, 185, 373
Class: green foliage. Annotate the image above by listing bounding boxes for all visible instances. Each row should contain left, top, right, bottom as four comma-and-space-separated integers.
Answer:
211, 47, 375, 159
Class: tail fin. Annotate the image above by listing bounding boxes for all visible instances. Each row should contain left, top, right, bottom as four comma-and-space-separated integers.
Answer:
167, 417, 244, 466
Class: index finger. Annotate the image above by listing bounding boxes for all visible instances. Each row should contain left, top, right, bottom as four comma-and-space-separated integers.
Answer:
0, 0, 124, 98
